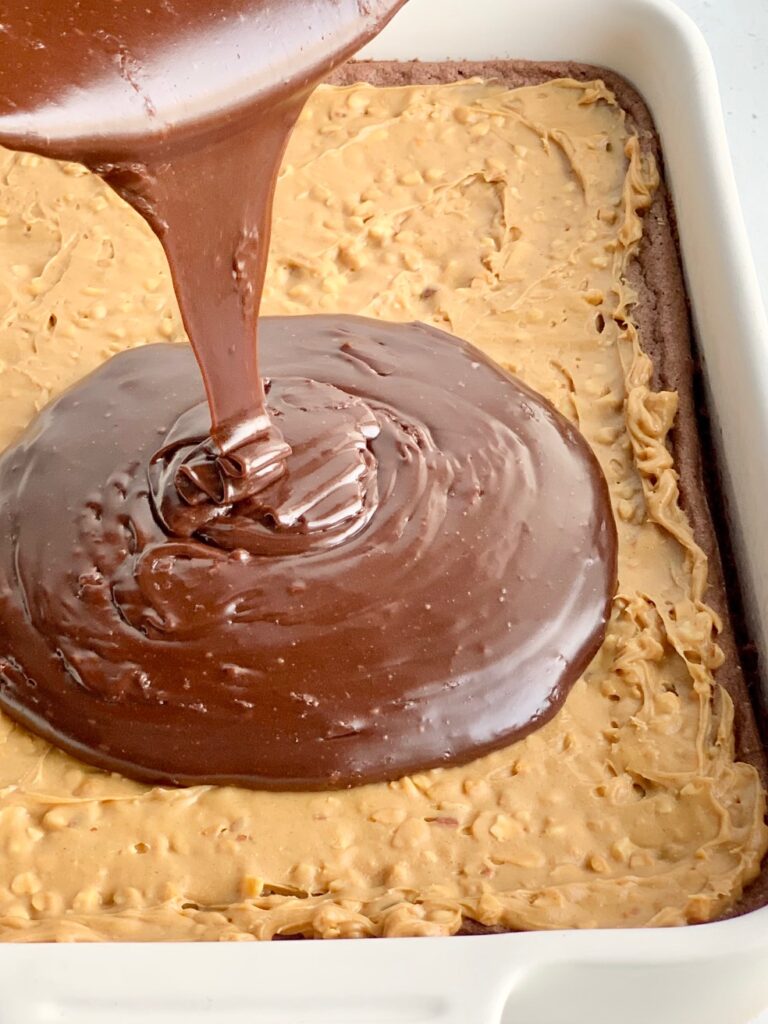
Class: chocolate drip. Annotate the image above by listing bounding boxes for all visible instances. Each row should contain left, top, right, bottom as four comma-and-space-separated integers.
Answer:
0, 317, 617, 789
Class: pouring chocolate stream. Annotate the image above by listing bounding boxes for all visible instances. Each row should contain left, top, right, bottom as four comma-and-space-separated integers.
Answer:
0, 0, 410, 499
0, 0, 618, 789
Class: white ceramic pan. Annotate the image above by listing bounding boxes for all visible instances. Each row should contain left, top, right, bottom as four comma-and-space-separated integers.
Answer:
2, 0, 767, 1021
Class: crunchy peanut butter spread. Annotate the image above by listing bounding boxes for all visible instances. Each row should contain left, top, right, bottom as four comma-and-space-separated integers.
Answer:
0, 78, 766, 940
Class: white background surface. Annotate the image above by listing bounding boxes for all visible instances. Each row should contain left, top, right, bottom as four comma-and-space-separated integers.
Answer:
674, 0, 768, 316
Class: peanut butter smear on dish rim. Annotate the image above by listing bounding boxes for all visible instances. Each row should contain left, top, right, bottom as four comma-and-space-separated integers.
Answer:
0, 77, 765, 939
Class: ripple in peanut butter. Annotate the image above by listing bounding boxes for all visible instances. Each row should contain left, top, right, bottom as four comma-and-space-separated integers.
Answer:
0, 78, 765, 940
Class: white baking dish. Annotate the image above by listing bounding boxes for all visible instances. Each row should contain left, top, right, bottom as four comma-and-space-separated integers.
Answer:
2, 0, 767, 1021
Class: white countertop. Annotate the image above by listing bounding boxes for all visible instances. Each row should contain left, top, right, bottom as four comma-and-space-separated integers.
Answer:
673, 0, 768, 316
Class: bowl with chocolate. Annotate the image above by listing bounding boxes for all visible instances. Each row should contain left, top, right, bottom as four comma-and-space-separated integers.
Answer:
0, 0, 766, 1021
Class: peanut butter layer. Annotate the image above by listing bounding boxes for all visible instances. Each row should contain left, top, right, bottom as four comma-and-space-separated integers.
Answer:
0, 76, 765, 940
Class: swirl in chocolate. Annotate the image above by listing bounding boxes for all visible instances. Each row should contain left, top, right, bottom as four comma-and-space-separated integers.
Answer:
0, 316, 616, 788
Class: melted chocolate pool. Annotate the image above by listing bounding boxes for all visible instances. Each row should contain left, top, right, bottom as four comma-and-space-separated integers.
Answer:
0, 317, 616, 788
0, 0, 617, 789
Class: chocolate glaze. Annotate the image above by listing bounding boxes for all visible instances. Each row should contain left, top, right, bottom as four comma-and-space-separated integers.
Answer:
0, 0, 618, 789
0, 316, 617, 788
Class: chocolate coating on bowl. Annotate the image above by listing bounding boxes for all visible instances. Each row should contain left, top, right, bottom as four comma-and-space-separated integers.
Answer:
0, 315, 617, 789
